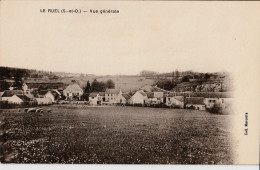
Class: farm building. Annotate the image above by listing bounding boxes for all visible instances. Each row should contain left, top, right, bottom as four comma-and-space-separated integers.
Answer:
116, 93, 131, 104
63, 82, 83, 100
105, 89, 122, 104
130, 90, 148, 105
186, 97, 205, 110
35, 98, 52, 105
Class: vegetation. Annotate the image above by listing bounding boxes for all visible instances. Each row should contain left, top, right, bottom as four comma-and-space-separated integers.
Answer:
0, 106, 236, 164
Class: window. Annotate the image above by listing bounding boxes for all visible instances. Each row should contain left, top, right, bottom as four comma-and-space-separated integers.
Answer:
222, 99, 224, 103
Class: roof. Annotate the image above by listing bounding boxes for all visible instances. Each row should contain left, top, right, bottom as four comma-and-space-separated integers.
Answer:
89, 92, 99, 97
122, 93, 131, 100
38, 90, 49, 95
105, 89, 120, 94
2, 90, 23, 97
16, 94, 31, 102
186, 97, 205, 105
0, 92, 4, 97
138, 90, 147, 96
63, 83, 83, 93
140, 84, 154, 92
24, 94, 34, 99
99, 92, 105, 96
173, 96, 184, 102
191, 92, 233, 98
154, 92, 164, 98
147, 92, 154, 98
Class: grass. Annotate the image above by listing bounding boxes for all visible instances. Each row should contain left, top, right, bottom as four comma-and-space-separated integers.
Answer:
0, 105, 237, 164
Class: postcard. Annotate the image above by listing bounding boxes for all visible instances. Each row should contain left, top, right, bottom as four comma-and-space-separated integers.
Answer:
0, 0, 259, 165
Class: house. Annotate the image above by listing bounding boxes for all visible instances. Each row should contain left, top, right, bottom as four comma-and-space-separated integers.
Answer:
16, 94, 34, 105
1, 90, 23, 101
5, 95, 24, 104
166, 93, 184, 108
147, 91, 166, 104
190, 92, 233, 109
130, 90, 148, 105
63, 82, 83, 101
186, 97, 205, 110
105, 89, 122, 104
89, 92, 101, 105
140, 84, 154, 92
35, 98, 52, 105
45, 91, 55, 103
99, 92, 105, 102
116, 93, 131, 104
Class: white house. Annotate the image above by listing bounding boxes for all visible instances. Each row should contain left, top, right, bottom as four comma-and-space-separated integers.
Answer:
130, 90, 148, 105
116, 93, 131, 104
63, 82, 83, 101
4, 95, 24, 104
186, 97, 206, 110
166, 93, 184, 108
105, 89, 122, 104
89, 92, 102, 105
45, 91, 55, 103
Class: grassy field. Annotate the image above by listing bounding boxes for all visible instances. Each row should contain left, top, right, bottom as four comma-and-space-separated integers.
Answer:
0, 105, 237, 164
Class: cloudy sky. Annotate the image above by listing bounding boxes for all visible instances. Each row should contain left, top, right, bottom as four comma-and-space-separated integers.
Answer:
1, 1, 260, 75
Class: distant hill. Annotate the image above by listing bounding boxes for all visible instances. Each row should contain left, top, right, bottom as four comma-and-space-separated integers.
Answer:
0, 67, 233, 92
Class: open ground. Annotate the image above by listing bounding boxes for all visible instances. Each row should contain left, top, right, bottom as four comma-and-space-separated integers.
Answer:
0, 105, 237, 164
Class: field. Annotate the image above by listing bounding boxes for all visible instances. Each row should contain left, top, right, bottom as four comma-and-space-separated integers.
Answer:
0, 105, 237, 164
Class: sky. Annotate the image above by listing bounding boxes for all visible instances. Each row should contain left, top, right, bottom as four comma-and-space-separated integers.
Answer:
1, 1, 260, 75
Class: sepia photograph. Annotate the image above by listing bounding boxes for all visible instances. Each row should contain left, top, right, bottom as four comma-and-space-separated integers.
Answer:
0, 0, 259, 166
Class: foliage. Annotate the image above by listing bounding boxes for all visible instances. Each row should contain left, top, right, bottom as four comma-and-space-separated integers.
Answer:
105, 79, 115, 89
156, 79, 174, 91
90, 79, 106, 92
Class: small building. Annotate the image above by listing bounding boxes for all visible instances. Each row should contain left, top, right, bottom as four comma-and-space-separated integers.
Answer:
130, 90, 148, 105
116, 93, 131, 104
186, 97, 205, 110
1, 90, 23, 101
99, 92, 105, 102
89, 92, 102, 105
63, 82, 83, 101
45, 91, 55, 103
166, 93, 184, 108
5, 95, 24, 104
105, 89, 122, 104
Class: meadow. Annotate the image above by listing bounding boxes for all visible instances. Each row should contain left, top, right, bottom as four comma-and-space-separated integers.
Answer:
0, 105, 237, 164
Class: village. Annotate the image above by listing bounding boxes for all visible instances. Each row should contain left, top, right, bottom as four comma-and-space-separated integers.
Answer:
0, 79, 233, 114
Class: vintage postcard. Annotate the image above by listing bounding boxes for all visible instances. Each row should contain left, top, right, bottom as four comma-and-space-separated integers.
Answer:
0, 0, 259, 165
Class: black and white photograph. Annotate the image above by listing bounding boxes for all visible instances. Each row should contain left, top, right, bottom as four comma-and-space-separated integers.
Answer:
0, 1, 259, 166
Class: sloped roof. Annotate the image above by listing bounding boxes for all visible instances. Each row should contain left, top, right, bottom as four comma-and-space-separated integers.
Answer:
105, 89, 120, 94
99, 92, 105, 96
186, 97, 204, 105
147, 92, 154, 98
122, 93, 131, 100
2, 90, 23, 97
16, 94, 31, 102
140, 84, 154, 92
191, 92, 233, 98
173, 96, 184, 102
0, 92, 4, 97
24, 94, 34, 99
89, 92, 99, 97
63, 83, 83, 93
138, 90, 147, 96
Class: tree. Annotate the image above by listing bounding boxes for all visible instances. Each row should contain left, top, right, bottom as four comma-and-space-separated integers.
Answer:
156, 79, 173, 91
91, 79, 106, 92
181, 75, 190, 83
105, 79, 115, 89
13, 71, 23, 89
82, 80, 91, 100
174, 70, 180, 83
